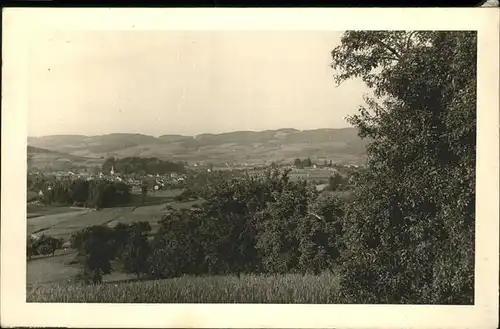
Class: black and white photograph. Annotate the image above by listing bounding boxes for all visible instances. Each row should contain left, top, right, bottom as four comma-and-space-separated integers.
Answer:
1, 8, 498, 329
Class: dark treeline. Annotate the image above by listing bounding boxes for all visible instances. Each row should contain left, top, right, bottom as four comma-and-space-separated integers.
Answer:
35, 178, 131, 209
293, 158, 313, 168
102, 156, 185, 175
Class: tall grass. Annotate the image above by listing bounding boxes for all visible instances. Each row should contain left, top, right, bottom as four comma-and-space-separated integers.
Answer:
27, 272, 341, 303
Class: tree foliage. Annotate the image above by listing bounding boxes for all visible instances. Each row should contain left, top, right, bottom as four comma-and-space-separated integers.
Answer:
65, 167, 348, 285
331, 31, 476, 304
70, 222, 154, 283
70, 226, 118, 284
27, 234, 64, 259
148, 209, 200, 278
327, 172, 349, 191
102, 156, 185, 175
34, 178, 132, 209
148, 169, 345, 279
119, 222, 152, 278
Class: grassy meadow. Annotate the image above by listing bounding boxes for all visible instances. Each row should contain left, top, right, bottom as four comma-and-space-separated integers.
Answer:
27, 272, 342, 303
26, 188, 204, 287
27, 188, 189, 237
27, 204, 84, 219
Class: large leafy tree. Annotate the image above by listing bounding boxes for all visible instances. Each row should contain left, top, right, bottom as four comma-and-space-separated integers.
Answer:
120, 222, 152, 279
331, 31, 476, 304
149, 208, 204, 278
254, 180, 318, 274
70, 225, 118, 284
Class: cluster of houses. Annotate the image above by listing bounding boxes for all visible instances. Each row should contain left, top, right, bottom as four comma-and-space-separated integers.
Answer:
34, 165, 187, 193
29, 159, 361, 196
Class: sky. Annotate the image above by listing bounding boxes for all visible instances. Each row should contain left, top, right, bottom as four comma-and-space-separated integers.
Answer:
27, 30, 370, 137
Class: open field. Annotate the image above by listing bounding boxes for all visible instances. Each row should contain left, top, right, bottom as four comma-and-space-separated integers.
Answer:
27, 204, 84, 219
27, 249, 138, 288
27, 189, 186, 233
146, 189, 185, 198
27, 190, 204, 287
28, 200, 201, 242
27, 272, 342, 303
30, 208, 136, 241
27, 145, 103, 172
28, 209, 92, 235
27, 250, 81, 286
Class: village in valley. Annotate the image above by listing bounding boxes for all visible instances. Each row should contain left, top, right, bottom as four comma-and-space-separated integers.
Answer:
21, 28, 478, 307
28, 156, 359, 207
29, 164, 187, 197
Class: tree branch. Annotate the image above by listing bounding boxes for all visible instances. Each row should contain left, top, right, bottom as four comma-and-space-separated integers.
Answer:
404, 31, 418, 52
373, 38, 402, 60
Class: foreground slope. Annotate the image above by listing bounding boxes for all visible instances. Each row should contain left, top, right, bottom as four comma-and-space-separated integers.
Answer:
27, 272, 341, 303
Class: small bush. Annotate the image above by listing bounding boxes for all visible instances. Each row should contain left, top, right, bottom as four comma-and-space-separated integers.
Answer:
27, 235, 64, 259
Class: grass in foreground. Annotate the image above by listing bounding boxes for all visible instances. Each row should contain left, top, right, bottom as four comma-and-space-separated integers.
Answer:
27, 272, 342, 303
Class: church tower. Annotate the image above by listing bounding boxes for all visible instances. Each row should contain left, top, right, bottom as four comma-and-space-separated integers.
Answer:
110, 166, 115, 175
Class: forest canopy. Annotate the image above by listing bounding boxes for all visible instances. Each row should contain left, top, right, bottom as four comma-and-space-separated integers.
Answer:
101, 157, 185, 175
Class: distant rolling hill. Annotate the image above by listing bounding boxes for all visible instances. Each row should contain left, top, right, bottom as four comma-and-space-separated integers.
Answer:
27, 145, 102, 172
28, 128, 369, 166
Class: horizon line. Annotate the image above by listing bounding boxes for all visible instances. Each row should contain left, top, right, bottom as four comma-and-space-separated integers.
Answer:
27, 125, 356, 139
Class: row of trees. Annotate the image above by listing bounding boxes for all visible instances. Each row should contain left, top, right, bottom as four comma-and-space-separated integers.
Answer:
151, 169, 344, 277
102, 157, 185, 175
293, 158, 339, 169
293, 158, 313, 168
27, 175, 56, 192
70, 222, 152, 283
67, 169, 345, 283
39, 179, 132, 209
